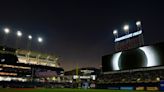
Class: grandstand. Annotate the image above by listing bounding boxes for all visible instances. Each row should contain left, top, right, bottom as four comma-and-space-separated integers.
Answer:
64, 67, 100, 88
16, 49, 59, 67
97, 42, 164, 91
0, 45, 64, 88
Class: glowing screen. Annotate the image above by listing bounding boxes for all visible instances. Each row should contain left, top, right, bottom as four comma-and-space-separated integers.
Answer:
102, 43, 164, 72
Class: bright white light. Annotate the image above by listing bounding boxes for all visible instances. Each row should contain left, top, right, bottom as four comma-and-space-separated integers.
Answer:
132, 30, 142, 36
38, 37, 43, 43
28, 35, 32, 40
73, 75, 79, 79
115, 34, 132, 42
4, 28, 10, 34
112, 52, 122, 70
111, 46, 158, 71
0, 76, 27, 82
17, 31, 22, 37
113, 29, 118, 35
139, 46, 159, 67
136, 21, 141, 26
91, 75, 96, 80
123, 25, 129, 32
115, 30, 142, 42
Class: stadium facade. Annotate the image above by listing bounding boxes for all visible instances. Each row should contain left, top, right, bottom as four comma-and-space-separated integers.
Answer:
64, 67, 100, 88
0, 45, 64, 83
64, 67, 100, 81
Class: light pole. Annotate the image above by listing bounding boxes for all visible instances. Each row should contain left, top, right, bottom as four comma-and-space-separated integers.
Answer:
27, 35, 32, 50
28, 35, 32, 40
136, 21, 142, 30
16, 31, 22, 48
4, 28, 10, 34
113, 29, 118, 51
136, 21, 144, 45
113, 29, 118, 38
123, 24, 129, 34
123, 24, 130, 50
2, 28, 10, 46
38, 37, 43, 43
37, 37, 43, 52
17, 31, 22, 37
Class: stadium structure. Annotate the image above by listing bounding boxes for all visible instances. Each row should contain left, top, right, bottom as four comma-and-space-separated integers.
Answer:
64, 67, 100, 88
0, 45, 64, 88
96, 21, 164, 91
2, 21, 164, 92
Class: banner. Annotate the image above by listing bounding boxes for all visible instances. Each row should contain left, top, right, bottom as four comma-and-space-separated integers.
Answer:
107, 87, 119, 90
136, 87, 144, 90
160, 80, 164, 91
146, 87, 158, 91
120, 87, 133, 90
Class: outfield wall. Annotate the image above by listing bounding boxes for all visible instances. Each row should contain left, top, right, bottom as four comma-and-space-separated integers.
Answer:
96, 82, 160, 91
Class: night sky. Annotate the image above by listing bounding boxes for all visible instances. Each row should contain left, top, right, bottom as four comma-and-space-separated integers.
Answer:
0, 0, 164, 71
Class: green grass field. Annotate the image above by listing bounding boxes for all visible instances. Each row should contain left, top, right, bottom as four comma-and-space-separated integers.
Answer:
0, 88, 162, 92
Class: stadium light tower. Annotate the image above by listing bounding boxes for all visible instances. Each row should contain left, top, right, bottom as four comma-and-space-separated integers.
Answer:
136, 21, 141, 27
28, 35, 32, 40
2, 28, 11, 46
37, 37, 43, 51
123, 24, 129, 34
15, 31, 22, 48
27, 35, 32, 50
17, 31, 22, 37
38, 37, 43, 43
136, 20, 144, 45
113, 29, 118, 38
136, 21, 142, 31
4, 28, 10, 34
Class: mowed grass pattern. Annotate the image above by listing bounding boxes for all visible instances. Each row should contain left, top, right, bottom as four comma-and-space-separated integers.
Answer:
0, 88, 162, 92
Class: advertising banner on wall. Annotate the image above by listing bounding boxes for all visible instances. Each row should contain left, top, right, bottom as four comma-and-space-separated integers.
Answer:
160, 80, 164, 91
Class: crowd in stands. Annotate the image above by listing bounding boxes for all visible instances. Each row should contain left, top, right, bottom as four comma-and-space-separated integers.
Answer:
96, 69, 164, 84
1, 68, 164, 88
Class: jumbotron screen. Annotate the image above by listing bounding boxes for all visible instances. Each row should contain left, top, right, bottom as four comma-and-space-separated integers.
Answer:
102, 42, 164, 72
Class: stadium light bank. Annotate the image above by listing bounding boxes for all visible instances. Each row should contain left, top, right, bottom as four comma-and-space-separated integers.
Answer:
114, 21, 143, 42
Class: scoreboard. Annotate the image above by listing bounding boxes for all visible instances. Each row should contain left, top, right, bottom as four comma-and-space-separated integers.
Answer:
102, 42, 164, 72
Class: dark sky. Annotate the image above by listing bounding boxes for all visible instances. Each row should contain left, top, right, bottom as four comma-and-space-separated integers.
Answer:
0, 0, 164, 71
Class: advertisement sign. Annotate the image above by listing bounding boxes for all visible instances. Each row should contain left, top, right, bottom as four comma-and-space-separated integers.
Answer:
107, 87, 119, 90
146, 87, 158, 91
160, 80, 164, 91
136, 87, 144, 90
120, 87, 133, 90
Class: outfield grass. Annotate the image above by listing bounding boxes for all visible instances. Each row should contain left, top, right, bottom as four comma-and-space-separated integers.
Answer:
0, 88, 162, 92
